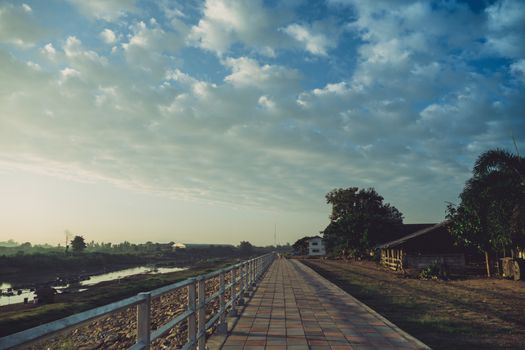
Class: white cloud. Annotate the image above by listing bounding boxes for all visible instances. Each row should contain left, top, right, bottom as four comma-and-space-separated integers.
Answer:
66, 0, 138, 21
510, 59, 525, 82
100, 29, 117, 44
41, 43, 57, 59
189, 0, 293, 56
60, 67, 81, 79
63, 36, 106, 65
26, 61, 41, 70
0, 0, 524, 226
283, 23, 336, 56
121, 19, 186, 75
485, 0, 525, 58
224, 57, 301, 92
0, 2, 42, 47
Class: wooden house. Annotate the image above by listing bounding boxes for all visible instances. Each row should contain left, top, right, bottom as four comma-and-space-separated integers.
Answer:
377, 222, 465, 271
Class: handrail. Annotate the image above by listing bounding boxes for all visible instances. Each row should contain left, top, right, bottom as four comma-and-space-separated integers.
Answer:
0, 252, 275, 350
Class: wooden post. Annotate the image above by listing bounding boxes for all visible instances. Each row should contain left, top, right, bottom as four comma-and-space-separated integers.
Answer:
485, 251, 491, 278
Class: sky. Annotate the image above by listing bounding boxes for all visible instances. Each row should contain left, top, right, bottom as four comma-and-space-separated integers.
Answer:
0, 0, 524, 246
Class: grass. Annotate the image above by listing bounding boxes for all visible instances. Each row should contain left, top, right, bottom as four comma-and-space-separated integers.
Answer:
303, 259, 525, 350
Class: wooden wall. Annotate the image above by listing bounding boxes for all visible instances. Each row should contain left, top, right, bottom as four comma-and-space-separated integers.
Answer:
405, 253, 465, 270
381, 249, 465, 271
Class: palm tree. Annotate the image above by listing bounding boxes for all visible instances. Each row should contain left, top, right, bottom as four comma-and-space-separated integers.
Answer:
447, 147, 525, 277
474, 148, 524, 188
474, 148, 525, 260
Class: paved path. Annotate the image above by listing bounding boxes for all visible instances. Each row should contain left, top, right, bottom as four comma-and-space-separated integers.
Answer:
222, 258, 430, 350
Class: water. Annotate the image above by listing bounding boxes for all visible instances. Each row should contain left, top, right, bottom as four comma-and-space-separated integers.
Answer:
0, 265, 186, 306
79, 266, 186, 286
0, 282, 37, 306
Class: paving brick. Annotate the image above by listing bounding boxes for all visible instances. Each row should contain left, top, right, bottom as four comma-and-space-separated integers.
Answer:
221, 259, 428, 350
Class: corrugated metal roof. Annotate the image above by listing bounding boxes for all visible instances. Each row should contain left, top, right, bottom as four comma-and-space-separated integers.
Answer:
376, 221, 449, 249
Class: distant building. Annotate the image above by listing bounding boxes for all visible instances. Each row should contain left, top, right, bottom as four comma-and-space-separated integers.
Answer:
172, 242, 187, 250
308, 236, 326, 256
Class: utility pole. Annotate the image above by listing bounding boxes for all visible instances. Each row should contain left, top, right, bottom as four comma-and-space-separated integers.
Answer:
65, 230, 72, 247
274, 224, 277, 247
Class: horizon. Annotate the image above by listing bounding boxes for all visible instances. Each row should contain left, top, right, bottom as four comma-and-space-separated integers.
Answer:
1, 0, 524, 246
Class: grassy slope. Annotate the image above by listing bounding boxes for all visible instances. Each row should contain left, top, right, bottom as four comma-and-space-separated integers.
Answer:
303, 259, 525, 350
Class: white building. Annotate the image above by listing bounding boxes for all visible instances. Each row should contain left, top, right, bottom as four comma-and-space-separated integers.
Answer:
308, 236, 326, 256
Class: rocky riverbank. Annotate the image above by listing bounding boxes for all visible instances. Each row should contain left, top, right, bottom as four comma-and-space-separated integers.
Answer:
27, 275, 237, 350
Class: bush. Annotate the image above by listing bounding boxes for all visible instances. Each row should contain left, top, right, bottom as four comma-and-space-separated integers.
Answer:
419, 262, 448, 280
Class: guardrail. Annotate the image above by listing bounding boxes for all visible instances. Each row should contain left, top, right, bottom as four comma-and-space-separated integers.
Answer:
0, 253, 276, 350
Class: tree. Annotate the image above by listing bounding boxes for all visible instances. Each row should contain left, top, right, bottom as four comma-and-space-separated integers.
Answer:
71, 235, 87, 253
292, 237, 310, 255
323, 187, 403, 258
447, 148, 525, 277
238, 241, 253, 255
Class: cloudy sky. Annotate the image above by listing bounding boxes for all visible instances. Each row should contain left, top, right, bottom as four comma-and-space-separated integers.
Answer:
0, 0, 524, 246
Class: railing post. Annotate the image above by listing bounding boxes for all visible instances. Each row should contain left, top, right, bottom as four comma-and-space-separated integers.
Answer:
217, 270, 227, 333
229, 267, 238, 315
197, 276, 206, 350
251, 259, 256, 287
187, 278, 197, 350
137, 292, 151, 350
246, 261, 253, 293
238, 264, 245, 304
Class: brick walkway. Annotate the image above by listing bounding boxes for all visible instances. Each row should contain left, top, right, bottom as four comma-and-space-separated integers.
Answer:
222, 258, 430, 350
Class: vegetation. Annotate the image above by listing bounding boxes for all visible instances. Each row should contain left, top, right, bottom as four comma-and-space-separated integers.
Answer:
322, 187, 403, 258
70, 235, 87, 253
238, 241, 254, 255
447, 148, 525, 276
305, 259, 525, 350
292, 236, 310, 255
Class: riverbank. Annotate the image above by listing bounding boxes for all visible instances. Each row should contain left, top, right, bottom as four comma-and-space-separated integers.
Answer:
0, 257, 235, 337
303, 259, 525, 350
1, 251, 195, 287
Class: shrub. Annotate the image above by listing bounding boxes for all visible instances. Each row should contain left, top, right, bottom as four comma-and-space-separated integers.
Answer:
419, 262, 448, 280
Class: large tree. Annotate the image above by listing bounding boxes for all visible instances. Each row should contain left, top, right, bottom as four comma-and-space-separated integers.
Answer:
292, 237, 310, 256
447, 148, 525, 277
323, 187, 403, 258
71, 235, 87, 253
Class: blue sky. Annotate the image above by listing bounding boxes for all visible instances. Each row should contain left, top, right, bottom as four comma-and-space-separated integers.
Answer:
0, 0, 524, 245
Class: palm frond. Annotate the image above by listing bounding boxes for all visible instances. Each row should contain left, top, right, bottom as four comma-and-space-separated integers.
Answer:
474, 148, 522, 177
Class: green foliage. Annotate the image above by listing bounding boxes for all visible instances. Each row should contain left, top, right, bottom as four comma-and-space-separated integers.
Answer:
70, 235, 87, 253
238, 241, 254, 255
323, 187, 403, 257
447, 148, 525, 254
292, 237, 310, 255
419, 262, 445, 280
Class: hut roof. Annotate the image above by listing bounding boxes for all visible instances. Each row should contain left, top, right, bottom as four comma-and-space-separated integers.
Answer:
376, 221, 449, 249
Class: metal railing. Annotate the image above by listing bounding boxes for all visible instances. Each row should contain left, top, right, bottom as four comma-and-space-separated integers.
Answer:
0, 253, 275, 350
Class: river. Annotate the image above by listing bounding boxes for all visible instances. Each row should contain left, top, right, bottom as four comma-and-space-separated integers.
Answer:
0, 265, 186, 306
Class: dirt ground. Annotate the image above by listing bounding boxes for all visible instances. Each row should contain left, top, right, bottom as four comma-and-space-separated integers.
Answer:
302, 259, 525, 350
